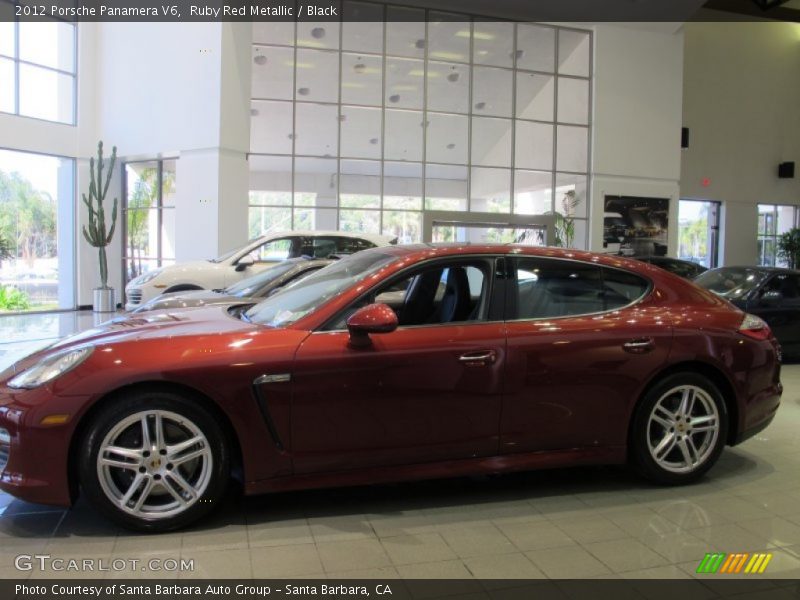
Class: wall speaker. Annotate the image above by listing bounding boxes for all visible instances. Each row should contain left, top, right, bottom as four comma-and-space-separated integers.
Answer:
681, 127, 689, 149
778, 162, 795, 179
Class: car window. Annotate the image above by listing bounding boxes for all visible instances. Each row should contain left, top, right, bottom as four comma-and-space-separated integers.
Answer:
226, 261, 299, 297
324, 260, 491, 330
763, 273, 800, 299
335, 237, 376, 254
695, 268, 767, 300
249, 238, 294, 262
513, 258, 648, 319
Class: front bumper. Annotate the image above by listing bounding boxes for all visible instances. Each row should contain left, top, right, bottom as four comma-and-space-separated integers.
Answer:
0, 387, 75, 507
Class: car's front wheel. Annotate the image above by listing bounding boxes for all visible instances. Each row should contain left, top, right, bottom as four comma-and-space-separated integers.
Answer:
631, 373, 728, 485
79, 390, 229, 531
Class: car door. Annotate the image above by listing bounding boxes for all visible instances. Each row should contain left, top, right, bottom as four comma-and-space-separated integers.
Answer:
289, 257, 507, 474
750, 273, 800, 353
501, 256, 673, 454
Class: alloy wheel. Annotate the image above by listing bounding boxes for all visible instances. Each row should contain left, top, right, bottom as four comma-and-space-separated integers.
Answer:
646, 385, 720, 474
96, 410, 213, 520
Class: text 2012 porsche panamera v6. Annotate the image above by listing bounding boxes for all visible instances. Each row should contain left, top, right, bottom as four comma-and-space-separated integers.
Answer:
0, 245, 782, 531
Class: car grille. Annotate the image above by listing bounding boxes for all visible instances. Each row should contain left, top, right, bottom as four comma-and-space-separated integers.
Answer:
127, 289, 143, 305
0, 428, 9, 474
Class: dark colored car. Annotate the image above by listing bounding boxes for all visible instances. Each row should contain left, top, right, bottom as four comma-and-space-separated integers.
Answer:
0, 245, 782, 531
632, 256, 708, 280
132, 258, 333, 313
695, 266, 800, 357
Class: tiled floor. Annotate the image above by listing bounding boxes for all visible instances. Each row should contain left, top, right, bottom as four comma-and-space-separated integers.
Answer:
1, 310, 800, 580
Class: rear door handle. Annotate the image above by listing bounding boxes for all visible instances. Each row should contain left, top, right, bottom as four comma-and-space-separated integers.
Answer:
458, 350, 497, 366
623, 337, 655, 354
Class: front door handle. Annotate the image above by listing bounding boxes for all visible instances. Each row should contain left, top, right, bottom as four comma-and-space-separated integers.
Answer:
458, 350, 497, 366
623, 337, 655, 354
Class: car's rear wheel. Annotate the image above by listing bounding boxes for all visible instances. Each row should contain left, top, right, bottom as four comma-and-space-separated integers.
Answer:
631, 373, 728, 484
79, 390, 229, 532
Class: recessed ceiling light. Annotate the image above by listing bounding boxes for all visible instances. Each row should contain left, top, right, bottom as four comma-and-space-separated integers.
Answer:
389, 94, 401, 103
297, 87, 310, 96
253, 55, 267, 66
369, 138, 379, 145
354, 63, 366, 74
311, 27, 326, 39
250, 108, 259, 116
447, 143, 455, 149
415, 39, 426, 49
287, 134, 296, 139
339, 114, 347, 122
447, 72, 460, 83
475, 101, 486, 110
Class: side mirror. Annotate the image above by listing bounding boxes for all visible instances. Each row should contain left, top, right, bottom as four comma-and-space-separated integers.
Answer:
236, 255, 255, 272
761, 290, 783, 306
346, 303, 398, 348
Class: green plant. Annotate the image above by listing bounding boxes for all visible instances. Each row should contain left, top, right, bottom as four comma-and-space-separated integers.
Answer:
777, 227, 800, 269
0, 234, 12, 264
550, 189, 582, 248
0, 286, 30, 311
82, 141, 118, 289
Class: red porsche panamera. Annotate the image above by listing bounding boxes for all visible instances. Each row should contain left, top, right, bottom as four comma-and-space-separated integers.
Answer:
0, 245, 782, 531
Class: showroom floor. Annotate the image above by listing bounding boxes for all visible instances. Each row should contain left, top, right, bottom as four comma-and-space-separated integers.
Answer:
1, 311, 800, 581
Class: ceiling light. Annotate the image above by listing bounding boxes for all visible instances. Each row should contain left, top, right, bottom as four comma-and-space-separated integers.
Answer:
475, 101, 486, 110
287, 134, 295, 139
415, 39, 426, 49
447, 72, 460, 83
354, 63, 366, 74
389, 94, 401, 103
369, 138, 379, 145
462, 30, 495, 41
447, 143, 455, 149
409, 69, 427, 77
429, 51, 465, 61
311, 27, 326, 39
297, 87, 310, 96
253, 55, 267, 66
250, 108, 259, 116
339, 115, 347, 122
513, 50, 525, 60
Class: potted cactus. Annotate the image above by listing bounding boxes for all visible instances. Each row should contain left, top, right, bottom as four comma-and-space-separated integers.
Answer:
82, 141, 119, 312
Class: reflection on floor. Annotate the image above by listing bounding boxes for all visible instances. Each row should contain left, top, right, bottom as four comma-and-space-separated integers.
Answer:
1, 310, 800, 580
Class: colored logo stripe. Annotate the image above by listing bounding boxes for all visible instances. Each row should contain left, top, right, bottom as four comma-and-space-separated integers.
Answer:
696, 553, 772, 574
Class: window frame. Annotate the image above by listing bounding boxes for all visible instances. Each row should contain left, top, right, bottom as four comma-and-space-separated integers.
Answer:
0, 6, 78, 125
506, 256, 653, 322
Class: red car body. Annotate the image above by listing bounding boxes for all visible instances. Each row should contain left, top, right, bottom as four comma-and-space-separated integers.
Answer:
0, 245, 782, 508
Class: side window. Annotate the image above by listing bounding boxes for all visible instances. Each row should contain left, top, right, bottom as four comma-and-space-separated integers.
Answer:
325, 261, 490, 330
600, 267, 650, 310
514, 258, 603, 319
763, 274, 800, 299
335, 237, 375, 254
250, 238, 293, 262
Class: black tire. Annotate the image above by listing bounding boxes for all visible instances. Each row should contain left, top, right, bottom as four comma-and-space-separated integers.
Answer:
78, 389, 229, 532
630, 372, 728, 485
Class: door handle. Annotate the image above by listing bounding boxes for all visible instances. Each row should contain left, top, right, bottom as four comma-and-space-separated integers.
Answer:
458, 350, 497, 366
623, 337, 655, 354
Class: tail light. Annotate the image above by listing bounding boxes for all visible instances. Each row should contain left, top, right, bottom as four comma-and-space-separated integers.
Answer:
739, 313, 772, 341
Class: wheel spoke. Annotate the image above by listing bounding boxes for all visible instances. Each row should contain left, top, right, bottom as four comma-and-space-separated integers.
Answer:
153, 412, 165, 450
99, 457, 139, 471
691, 423, 717, 434
678, 388, 695, 417
171, 447, 209, 465
690, 415, 716, 426
132, 477, 155, 513
653, 431, 677, 459
162, 478, 189, 507
651, 413, 673, 430
140, 415, 152, 449
120, 473, 145, 507
677, 438, 695, 467
103, 445, 143, 461
654, 404, 675, 422
167, 435, 205, 460
165, 470, 196, 503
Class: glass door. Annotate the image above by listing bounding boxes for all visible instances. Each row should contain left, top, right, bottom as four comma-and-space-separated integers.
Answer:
678, 199, 721, 269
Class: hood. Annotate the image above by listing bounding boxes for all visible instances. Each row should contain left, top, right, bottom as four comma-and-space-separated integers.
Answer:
48, 305, 258, 352
126, 260, 222, 288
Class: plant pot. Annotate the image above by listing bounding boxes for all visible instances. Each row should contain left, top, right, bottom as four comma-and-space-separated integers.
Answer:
93, 287, 116, 313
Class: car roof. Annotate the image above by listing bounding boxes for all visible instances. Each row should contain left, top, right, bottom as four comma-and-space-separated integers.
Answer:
706, 265, 796, 275
258, 231, 396, 245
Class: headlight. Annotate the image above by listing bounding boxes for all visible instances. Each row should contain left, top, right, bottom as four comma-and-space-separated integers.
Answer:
8, 347, 94, 390
130, 269, 162, 286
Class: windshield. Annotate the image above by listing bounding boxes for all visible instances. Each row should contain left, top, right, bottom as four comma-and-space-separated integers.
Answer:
245, 250, 395, 327
225, 261, 300, 297
209, 239, 258, 263
694, 267, 767, 300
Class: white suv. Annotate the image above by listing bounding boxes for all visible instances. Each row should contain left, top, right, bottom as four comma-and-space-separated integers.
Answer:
124, 231, 396, 311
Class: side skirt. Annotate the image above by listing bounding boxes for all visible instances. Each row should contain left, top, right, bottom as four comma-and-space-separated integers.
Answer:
244, 446, 627, 495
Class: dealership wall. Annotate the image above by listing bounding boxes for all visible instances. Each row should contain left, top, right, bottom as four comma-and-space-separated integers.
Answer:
681, 20, 800, 266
